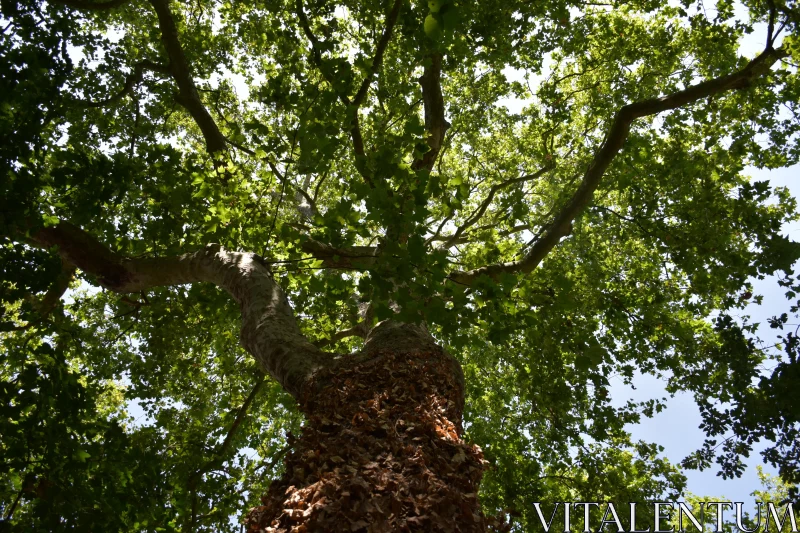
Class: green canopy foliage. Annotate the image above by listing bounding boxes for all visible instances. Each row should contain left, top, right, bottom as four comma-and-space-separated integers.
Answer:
2, 0, 800, 530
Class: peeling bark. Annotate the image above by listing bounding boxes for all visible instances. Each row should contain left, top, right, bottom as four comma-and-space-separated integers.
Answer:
23, 222, 500, 528
247, 322, 497, 532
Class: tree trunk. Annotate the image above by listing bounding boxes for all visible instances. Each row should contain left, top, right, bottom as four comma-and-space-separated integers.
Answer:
21, 225, 502, 530
246, 322, 495, 532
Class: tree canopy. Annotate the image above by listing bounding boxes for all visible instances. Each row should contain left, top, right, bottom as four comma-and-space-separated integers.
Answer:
2, 0, 800, 530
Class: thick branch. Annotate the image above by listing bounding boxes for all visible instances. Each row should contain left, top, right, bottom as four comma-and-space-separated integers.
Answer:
30, 222, 325, 397
442, 166, 550, 248
412, 53, 449, 172
149, 0, 227, 154
449, 46, 788, 286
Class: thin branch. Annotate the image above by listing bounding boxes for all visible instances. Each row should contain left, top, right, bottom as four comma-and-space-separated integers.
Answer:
449, 45, 789, 287
430, 223, 531, 245
267, 164, 289, 245
294, 0, 349, 104
265, 160, 319, 220
351, 0, 404, 108
189, 375, 266, 487
295, 174, 317, 219
187, 375, 265, 531
424, 213, 454, 246
312, 168, 329, 203
294, 0, 375, 187
149, 0, 227, 154
296, 4, 327, 81
0, 258, 76, 332
4, 488, 24, 521
37, 259, 76, 319
225, 135, 255, 156
443, 166, 550, 248
79, 60, 169, 108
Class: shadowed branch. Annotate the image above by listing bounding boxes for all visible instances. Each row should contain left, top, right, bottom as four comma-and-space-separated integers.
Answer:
79, 60, 170, 107
413, 53, 449, 172
149, 0, 227, 154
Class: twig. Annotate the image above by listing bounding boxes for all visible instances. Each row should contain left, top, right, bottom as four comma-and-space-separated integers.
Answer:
443, 166, 551, 248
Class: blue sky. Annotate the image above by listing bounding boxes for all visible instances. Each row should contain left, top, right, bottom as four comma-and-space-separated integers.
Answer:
609, 163, 800, 505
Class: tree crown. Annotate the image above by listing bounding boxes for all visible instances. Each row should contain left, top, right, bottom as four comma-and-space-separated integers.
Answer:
2, 0, 800, 530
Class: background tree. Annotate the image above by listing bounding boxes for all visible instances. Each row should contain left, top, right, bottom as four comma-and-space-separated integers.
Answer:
2, 0, 800, 531
664, 469, 800, 533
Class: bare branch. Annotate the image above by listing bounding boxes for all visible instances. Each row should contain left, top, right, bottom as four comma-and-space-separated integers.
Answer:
449, 46, 789, 286
351, 0, 404, 108
29, 221, 326, 397
149, 0, 227, 154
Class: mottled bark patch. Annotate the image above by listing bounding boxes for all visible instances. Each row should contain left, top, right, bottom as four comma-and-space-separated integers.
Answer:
246, 348, 502, 532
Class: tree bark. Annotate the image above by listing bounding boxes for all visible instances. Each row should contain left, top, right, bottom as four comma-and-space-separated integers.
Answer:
246, 322, 496, 532
19, 223, 500, 530
28, 222, 327, 398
